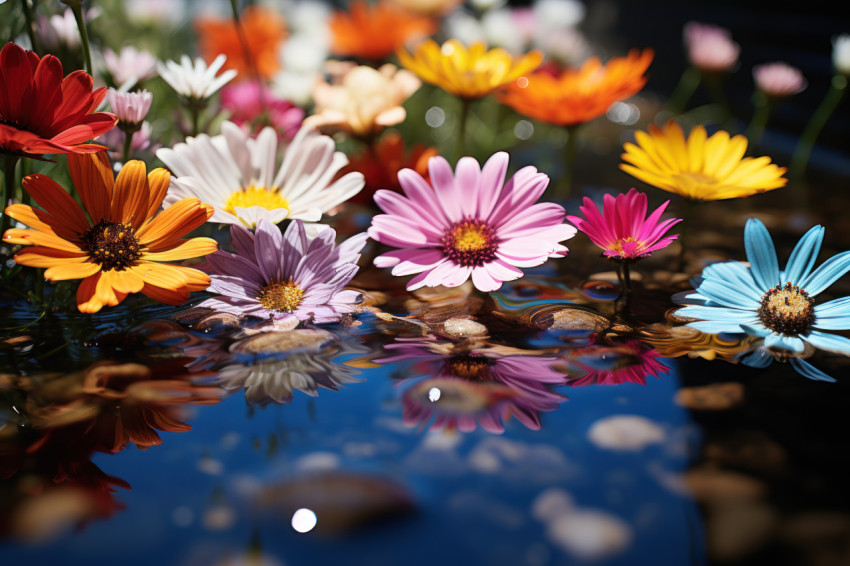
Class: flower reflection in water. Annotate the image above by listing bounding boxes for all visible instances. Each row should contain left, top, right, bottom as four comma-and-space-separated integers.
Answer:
567, 337, 669, 386
214, 329, 366, 406
376, 336, 567, 433
0, 361, 220, 541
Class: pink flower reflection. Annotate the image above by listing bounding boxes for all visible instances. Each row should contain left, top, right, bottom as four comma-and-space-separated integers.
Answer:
568, 338, 669, 386
376, 337, 568, 433
220, 80, 305, 140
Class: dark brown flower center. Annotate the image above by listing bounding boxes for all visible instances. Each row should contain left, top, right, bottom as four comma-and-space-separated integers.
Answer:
757, 282, 815, 336
442, 219, 498, 267
444, 355, 492, 380
258, 279, 304, 312
81, 220, 142, 271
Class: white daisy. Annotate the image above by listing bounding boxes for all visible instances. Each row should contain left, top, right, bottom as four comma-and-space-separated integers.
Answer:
156, 121, 364, 230
156, 54, 237, 100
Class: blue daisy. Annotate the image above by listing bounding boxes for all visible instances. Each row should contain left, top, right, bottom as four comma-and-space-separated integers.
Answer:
675, 218, 850, 382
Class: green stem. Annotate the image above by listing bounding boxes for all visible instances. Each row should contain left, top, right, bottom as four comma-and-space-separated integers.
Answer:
744, 92, 773, 146
457, 96, 471, 160
790, 75, 847, 180
70, 4, 93, 76
557, 125, 578, 200
666, 66, 701, 114
122, 130, 134, 164
230, 0, 267, 109
21, 0, 41, 54
2, 155, 20, 239
190, 106, 200, 137
703, 73, 735, 130
675, 198, 695, 273
621, 260, 633, 307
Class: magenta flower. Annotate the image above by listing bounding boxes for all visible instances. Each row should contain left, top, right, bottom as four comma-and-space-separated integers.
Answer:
220, 80, 305, 141
568, 339, 669, 386
198, 219, 368, 325
566, 188, 681, 261
368, 152, 576, 292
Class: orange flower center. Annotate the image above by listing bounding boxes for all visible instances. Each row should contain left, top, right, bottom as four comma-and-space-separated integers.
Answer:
81, 220, 142, 271
758, 282, 815, 336
258, 279, 304, 312
442, 219, 498, 267
445, 355, 492, 380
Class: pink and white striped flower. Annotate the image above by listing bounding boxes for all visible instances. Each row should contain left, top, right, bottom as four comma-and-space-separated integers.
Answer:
566, 188, 681, 261
368, 152, 576, 292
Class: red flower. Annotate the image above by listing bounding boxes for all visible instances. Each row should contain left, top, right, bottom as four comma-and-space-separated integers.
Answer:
0, 42, 117, 158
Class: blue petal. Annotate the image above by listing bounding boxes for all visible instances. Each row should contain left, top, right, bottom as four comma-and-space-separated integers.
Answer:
676, 305, 759, 323
790, 358, 837, 383
744, 218, 780, 290
687, 321, 747, 334
764, 333, 805, 352
701, 261, 761, 301
695, 279, 762, 309
783, 225, 824, 284
803, 330, 850, 355
741, 324, 771, 337
813, 297, 850, 330
800, 251, 850, 296
741, 348, 775, 368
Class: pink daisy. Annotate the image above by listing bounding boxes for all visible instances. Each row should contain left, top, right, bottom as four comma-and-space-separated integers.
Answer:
568, 339, 669, 386
368, 152, 576, 292
566, 188, 681, 261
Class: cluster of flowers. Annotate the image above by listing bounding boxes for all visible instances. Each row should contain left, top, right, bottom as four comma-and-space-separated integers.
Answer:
1, 0, 849, 383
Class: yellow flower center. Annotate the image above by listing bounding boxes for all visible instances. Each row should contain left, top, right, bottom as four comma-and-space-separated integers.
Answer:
758, 282, 816, 336
258, 279, 304, 312
81, 220, 142, 271
224, 186, 290, 216
442, 219, 498, 266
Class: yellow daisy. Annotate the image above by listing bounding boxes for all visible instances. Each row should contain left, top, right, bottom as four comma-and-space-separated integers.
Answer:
3, 152, 217, 313
397, 39, 543, 100
620, 120, 788, 200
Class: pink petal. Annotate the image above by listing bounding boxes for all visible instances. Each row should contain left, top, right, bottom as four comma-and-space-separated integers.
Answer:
454, 156, 482, 218
471, 265, 503, 292
428, 156, 463, 222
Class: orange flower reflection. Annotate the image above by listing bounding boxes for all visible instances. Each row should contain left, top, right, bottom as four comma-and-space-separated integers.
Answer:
499, 49, 653, 127
0, 361, 219, 540
330, 0, 437, 61
195, 5, 287, 80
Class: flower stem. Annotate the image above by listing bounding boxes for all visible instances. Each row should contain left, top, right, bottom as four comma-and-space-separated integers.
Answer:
790, 74, 847, 180
675, 198, 695, 272
2, 155, 20, 239
229, 0, 268, 110
457, 96, 471, 160
122, 130, 134, 164
21, 0, 41, 54
70, 4, 93, 76
666, 66, 701, 114
190, 105, 200, 137
703, 73, 735, 130
557, 125, 578, 200
744, 92, 773, 146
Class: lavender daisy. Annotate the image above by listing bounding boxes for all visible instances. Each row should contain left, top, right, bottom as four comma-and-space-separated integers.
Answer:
199, 219, 368, 325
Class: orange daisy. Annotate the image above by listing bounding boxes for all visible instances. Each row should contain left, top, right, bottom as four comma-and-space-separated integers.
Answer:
194, 5, 287, 80
499, 49, 654, 127
330, 0, 437, 61
3, 152, 218, 313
